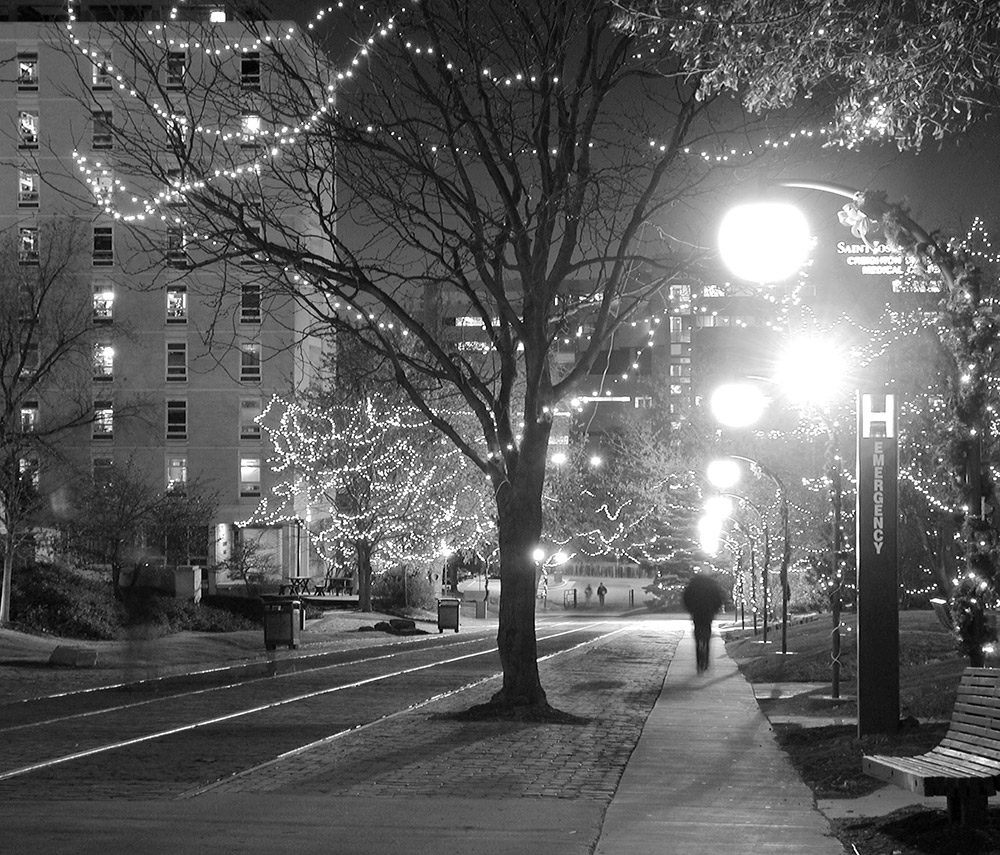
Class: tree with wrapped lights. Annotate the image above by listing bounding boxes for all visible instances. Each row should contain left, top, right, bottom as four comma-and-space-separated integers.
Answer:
64, 0, 1000, 712
250, 389, 492, 612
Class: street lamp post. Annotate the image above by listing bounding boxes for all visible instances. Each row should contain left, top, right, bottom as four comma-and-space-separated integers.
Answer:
707, 456, 790, 652
718, 178, 928, 735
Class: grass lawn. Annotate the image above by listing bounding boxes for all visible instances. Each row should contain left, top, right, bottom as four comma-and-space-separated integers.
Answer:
726, 611, 1000, 854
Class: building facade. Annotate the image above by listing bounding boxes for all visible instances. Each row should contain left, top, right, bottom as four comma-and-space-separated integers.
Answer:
2, 5, 327, 583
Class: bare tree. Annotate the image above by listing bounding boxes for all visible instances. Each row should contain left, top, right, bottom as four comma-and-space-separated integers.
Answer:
0, 219, 111, 625
61, 2, 826, 714
61, 458, 218, 598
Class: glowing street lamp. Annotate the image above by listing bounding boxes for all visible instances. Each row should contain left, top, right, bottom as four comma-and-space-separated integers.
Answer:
709, 382, 770, 428
718, 201, 812, 284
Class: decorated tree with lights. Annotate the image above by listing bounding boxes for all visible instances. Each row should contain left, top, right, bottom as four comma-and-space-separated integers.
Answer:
60, 0, 1000, 712
250, 388, 492, 612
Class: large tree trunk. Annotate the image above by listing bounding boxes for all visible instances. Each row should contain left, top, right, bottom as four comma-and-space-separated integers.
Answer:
356, 541, 373, 612
0, 546, 13, 626
488, 420, 551, 711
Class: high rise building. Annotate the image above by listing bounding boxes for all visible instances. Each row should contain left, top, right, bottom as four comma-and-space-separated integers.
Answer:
2, 4, 327, 584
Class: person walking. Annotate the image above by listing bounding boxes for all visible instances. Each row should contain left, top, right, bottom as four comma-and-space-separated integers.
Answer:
682, 574, 725, 673
596, 582, 607, 607
584, 584, 593, 606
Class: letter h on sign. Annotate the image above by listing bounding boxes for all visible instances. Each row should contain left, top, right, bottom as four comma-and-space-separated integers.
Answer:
860, 394, 895, 439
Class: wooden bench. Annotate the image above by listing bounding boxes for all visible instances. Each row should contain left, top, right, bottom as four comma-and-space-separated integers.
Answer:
863, 667, 1000, 825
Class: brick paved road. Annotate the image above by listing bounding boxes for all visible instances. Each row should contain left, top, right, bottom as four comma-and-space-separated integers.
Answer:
1, 618, 682, 807
197, 622, 682, 803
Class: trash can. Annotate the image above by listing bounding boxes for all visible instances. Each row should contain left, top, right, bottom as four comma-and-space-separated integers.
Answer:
437, 598, 460, 633
262, 598, 301, 650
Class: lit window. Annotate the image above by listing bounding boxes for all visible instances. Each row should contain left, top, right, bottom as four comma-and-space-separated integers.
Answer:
240, 456, 261, 497
93, 226, 114, 266
240, 342, 261, 382
91, 170, 114, 206
669, 384, 683, 396
166, 286, 188, 323
166, 399, 187, 440
166, 226, 189, 267
210, 9, 227, 22
166, 341, 187, 381
18, 226, 38, 265
164, 168, 186, 207
93, 401, 113, 439
18, 111, 38, 148
91, 48, 113, 88
19, 456, 39, 489
93, 283, 114, 323
18, 170, 39, 207
239, 398, 262, 440
92, 110, 113, 150
20, 402, 38, 432
93, 342, 114, 380
633, 396, 652, 409
166, 456, 188, 490
17, 53, 38, 90
166, 50, 186, 88
240, 51, 261, 90
240, 283, 261, 323
240, 113, 261, 147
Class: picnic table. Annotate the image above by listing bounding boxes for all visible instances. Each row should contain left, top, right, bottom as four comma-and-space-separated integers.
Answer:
279, 577, 312, 596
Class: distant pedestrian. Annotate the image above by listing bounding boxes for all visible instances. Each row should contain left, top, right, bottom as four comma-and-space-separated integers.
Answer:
597, 582, 607, 607
682, 574, 725, 673
584, 584, 593, 606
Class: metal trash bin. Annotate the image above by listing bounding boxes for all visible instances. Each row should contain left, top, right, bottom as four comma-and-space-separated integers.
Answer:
437, 598, 460, 633
263, 598, 301, 650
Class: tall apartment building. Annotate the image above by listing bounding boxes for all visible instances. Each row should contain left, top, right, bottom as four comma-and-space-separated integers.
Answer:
3, 4, 326, 582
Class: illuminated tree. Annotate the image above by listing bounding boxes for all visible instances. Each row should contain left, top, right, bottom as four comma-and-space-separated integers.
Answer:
250, 391, 492, 612
615, 0, 1000, 150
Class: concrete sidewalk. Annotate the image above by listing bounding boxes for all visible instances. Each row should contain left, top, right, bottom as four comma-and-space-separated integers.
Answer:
0, 617, 851, 854
595, 628, 847, 854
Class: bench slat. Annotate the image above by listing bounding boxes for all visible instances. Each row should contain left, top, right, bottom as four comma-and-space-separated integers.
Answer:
941, 735, 1000, 762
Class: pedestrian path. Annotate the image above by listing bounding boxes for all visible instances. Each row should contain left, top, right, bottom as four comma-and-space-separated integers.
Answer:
595, 627, 848, 854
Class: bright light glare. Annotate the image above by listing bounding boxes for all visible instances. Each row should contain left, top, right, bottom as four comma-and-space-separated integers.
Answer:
776, 336, 848, 407
707, 458, 742, 490
532, 547, 545, 562
698, 515, 722, 555
718, 202, 812, 284
551, 551, 569, 565
551, 452, 567, 465
704, 495, 734, 519
710, 382, 769, 428
589, 455, 603, 467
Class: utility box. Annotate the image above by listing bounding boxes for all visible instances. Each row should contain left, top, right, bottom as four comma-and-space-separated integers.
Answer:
263, 598, 301, 650
437, 598, 460, 633
466, 590, 488, 619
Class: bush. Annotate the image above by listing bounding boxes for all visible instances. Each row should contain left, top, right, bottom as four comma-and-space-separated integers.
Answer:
11, 562, 124, 640
10, 562, 260, 639
372, 565, 436, 611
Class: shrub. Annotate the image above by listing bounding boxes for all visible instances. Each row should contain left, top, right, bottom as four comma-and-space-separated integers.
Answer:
372, 564, 436, 611
11, 562, 124, 640
10, 562, 260, 639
